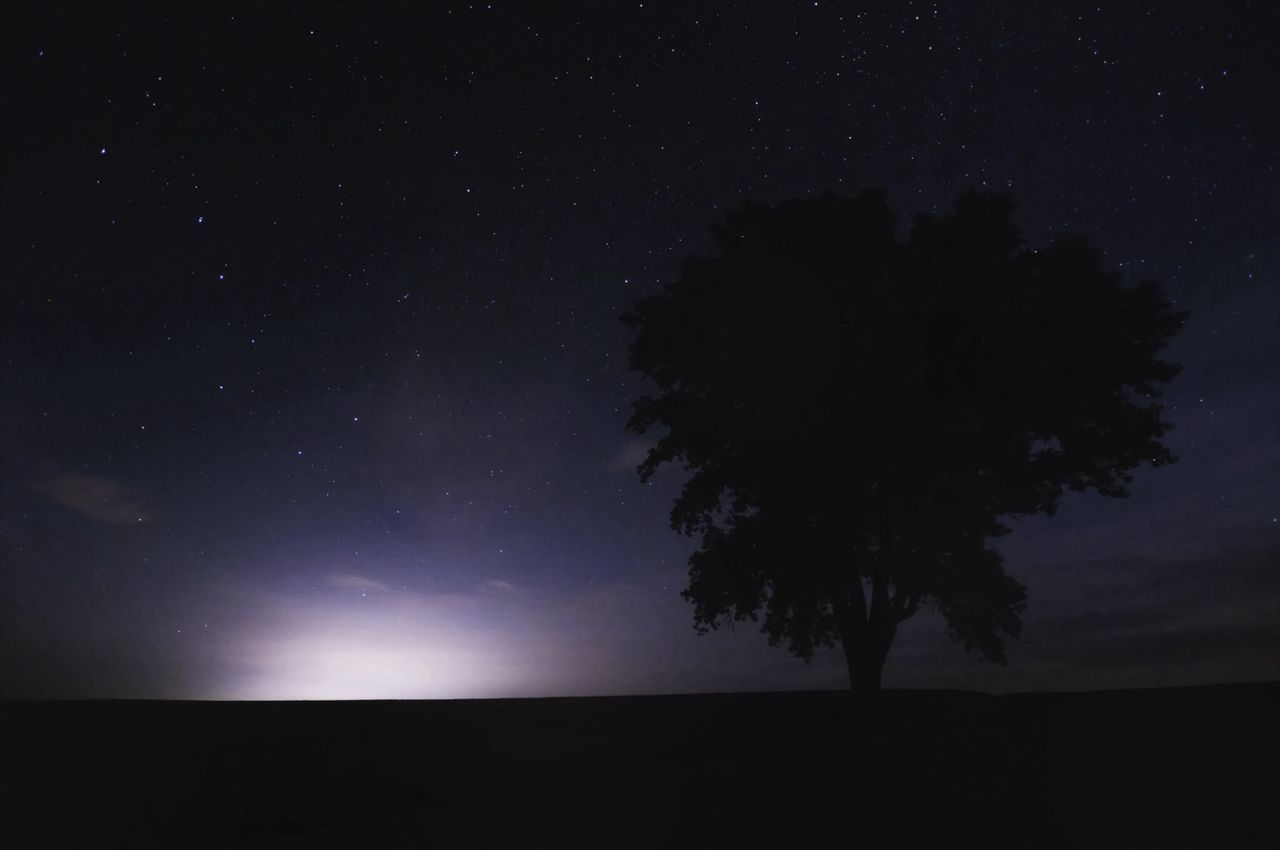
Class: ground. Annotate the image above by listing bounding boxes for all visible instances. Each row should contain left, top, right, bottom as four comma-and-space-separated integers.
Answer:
2, 683, 1276, 848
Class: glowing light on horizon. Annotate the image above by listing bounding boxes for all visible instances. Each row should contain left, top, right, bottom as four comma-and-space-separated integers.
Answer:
223, 629, 504, 700
210, 586, 550, 700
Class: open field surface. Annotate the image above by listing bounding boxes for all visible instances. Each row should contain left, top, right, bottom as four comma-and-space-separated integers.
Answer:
3, 683, 1276, 848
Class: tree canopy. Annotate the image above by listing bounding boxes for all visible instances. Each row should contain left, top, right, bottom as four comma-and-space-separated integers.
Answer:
622, 189, 1186, 689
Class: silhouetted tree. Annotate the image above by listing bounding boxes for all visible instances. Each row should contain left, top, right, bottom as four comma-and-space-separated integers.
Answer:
623, 190, 1185, 690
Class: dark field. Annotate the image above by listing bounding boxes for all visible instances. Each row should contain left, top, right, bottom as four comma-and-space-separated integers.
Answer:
3, 683, 1276, 848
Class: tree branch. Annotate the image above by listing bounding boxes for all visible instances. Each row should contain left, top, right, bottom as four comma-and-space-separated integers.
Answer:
869, 573, 890, 634
894, 594, 920, 623
849, 572, 868, 628
888, 578, 920, 622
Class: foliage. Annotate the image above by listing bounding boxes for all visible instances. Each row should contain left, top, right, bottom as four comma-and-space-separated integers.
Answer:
623, 190, 1185, 685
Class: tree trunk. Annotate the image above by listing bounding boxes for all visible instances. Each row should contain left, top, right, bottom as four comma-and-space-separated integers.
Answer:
833, 573, 896, 691
840, 629, 890, 691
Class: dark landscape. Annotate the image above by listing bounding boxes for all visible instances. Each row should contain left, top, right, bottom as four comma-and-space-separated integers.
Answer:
4, 5, 1278, 849
4, 683, 1276, 848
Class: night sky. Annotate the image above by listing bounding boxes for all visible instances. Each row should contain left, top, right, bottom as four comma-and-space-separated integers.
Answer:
2, 3, 1276, 700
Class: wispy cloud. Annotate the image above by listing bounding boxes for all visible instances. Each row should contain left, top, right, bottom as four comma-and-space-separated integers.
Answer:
327, 573, 389, 592
889, 542, 1280, 691
484, 578, 516, 593
31, 472, 150, 524
607, 439, 654, 472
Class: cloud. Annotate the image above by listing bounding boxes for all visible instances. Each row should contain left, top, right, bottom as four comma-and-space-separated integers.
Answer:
31, 473, 150, 524
608, 439, 654, 472
327, 573, 389, 592
888, 541, 1280, 691
484, 578, 516, 593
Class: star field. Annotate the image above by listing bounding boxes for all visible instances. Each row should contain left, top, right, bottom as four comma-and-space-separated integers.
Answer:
1, 2, 1276, 698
